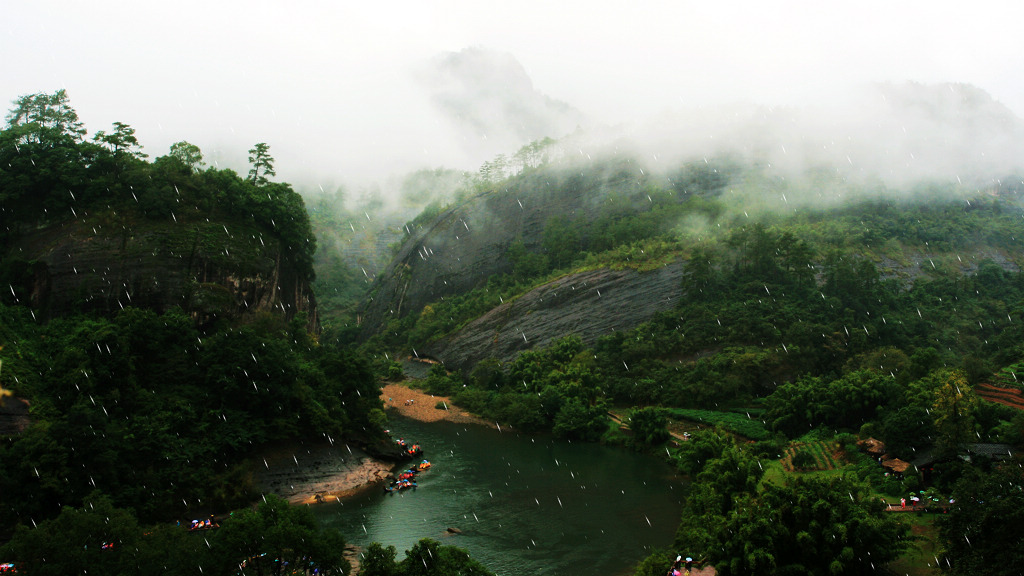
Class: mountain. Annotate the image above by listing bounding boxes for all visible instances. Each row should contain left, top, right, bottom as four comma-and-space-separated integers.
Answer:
416, 47, 587, 163
358, 82, 1024, 373
0, 93, 319, 330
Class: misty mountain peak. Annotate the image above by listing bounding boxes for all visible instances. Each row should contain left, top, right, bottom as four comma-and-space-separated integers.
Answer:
417, 47, 586, 160
874, 81, 1021, 127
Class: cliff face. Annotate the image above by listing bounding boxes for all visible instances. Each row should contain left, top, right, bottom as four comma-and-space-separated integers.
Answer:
357, 159, 724, 372
359, 161, 649, 334
424, 263, 685, 372
3, 214, 318, 330
0, 396, 30, 436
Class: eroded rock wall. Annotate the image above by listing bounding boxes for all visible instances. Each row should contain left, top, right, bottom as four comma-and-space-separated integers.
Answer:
4, 217, 318, 330
359, 162, 644, 334
425, 263, 685, 372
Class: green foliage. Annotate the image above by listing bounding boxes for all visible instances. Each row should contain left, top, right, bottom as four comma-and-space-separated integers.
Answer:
398, 167, 472, 211
93, 121, 146, 160
929, 369, 979, 457
0, 92, 316, 282
0, 492, 153, 576
358, 538, 494, 576
937, 464, 1024, 576
784, 441, 841, 472
445, 336, 608, 436
424, 363, 461, 395
247, 142, 276, 186
671, 427, 734, 477
763, 370, 899, 437
0, 304, 384, 527
712, 475, 908, 576
664, 409, 770, 441
5, 89, 86, 140
507, 240, 549, 282
552, 397, 609, 441
632, 549, 679, 576
168, 140, 204, 173
789, 449, 816, 469
0, 493, 349, 576
209, 494, 347, 575
360, 542, 400, 576
628, 407, 670, 445
542, 215, 581, 270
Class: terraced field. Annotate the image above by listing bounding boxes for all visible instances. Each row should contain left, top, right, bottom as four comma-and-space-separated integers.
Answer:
976, 382, 1024, 411
782, 441, 843, 472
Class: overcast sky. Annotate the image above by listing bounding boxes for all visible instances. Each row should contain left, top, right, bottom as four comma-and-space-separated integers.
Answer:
3, 1, 1023, 190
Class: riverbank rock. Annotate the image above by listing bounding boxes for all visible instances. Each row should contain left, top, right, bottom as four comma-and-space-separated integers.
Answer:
255, 440, 393, 504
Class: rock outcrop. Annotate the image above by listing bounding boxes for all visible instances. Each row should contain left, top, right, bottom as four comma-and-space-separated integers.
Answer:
0, 396, 30, 436
359, 160, 655, 335
425, 264, 685, 372
3, 215, 318, 330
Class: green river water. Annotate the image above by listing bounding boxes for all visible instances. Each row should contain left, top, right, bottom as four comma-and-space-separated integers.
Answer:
313, 415, 685, 576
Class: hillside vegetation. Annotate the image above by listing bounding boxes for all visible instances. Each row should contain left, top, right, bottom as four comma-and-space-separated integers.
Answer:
349, 144, 1024, 575
1, 90, 317, 327
0, 92, 397, 574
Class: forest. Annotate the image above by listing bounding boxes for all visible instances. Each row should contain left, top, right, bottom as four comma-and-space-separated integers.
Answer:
2, 90, 1024, 575
0, 91, 392, 574
349, 144, 1024, 574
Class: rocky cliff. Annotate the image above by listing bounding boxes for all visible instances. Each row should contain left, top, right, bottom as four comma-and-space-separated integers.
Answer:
355, 157, 706, 372
358, 159, 656, 334
424, 263, 685, 372
3, 211, 318, 330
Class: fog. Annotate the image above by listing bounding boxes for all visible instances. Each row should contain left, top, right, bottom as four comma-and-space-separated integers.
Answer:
3, 1, 1024, 195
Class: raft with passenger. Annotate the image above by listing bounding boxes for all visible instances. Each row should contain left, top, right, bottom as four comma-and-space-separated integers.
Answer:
385, 436, 430, 492
395, 438, 424, 459
385, 479, 417, 492
384, 459, 432, 493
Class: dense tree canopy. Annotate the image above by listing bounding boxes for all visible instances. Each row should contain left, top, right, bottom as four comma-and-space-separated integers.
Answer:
713, 475, 908, 576
0, 493, 349, 576
359, 539, 494, 576
0, 91, 316, 282
938, 463, 1024, 576
0, 304, 384, 528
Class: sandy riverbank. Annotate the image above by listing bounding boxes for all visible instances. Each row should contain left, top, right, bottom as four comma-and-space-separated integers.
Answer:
380, 382, 492, 426
253, 383, 489, 507
255, 440, 395, 505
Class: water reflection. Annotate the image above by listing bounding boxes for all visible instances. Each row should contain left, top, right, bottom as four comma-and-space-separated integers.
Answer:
314, 415, 685, 576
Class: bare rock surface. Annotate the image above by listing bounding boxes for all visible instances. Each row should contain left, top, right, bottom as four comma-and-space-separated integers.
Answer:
426, 263, 684, 372
0, 396, 30, 436
4, 217, 317, 329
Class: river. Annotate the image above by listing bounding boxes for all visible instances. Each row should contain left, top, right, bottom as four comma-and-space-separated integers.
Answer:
313, 415, 685, 576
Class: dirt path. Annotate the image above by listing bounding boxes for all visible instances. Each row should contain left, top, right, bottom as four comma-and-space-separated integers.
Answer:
380, 383, 492, 426
607, 410, 695, 444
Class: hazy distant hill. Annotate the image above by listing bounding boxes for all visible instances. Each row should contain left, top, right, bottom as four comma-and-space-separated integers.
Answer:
357, 82, 1024, 371
417, 47, 587, 163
